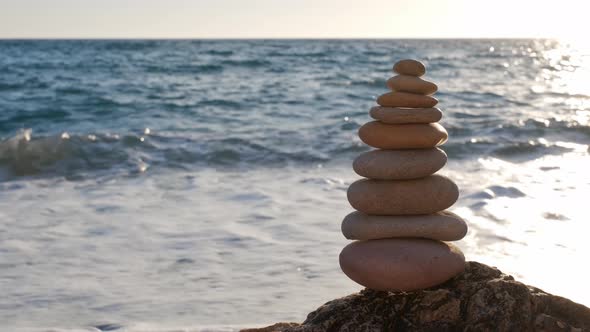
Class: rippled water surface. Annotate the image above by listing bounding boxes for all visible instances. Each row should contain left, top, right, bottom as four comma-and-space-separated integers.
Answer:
1, 39, 589, 331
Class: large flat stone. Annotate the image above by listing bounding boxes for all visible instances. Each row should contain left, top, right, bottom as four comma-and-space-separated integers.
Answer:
353, 148, 447, 180
339, 238, 465, 291
370, 106, 442, 124
347, 175, 459, 215
341, 211, 468, 241
377, 92, 438, 108
387, 75, 438, 95
358, 121, 448, 150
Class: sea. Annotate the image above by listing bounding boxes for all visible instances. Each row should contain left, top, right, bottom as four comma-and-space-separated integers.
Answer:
0, 39, 589, 331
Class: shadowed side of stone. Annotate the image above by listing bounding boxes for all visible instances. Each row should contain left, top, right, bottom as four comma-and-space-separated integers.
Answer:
241, 262, 590, 332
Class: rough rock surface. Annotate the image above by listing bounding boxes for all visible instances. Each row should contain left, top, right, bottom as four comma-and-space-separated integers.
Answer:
242, 262, 590, 332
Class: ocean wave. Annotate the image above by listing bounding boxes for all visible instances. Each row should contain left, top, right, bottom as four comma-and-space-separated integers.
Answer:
8, 109, 71, 122
350, 78, 387, 88
1, 39, 585, 182
471, 51, 510, 59
55, 86, 88, 95
177, 63, 225, 73
195, 99, 243, 109
99, 40, 160, 51
0, 129, 331, 181
492, 119, 590, 140
266, 51, 329, 57
0, 130, 146, 180
442, 138, 574, 161
0, 77, 50, 90
0, 82, 24, 91
220, 59, 271, 68
202, 49, 234, 56
530, 89, 590, 99
491, 142, 571, 158
2, 127, 574, 181
144, 63, 224, 74
452, 90, 506, 102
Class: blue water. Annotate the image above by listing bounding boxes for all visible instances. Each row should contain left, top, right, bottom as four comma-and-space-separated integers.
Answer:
1, 39, 589, 331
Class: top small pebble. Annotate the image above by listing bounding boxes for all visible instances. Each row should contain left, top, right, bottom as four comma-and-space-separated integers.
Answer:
393, 59, 426, 77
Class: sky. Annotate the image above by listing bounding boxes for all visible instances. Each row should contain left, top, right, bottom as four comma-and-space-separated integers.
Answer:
0, 0, 587, 39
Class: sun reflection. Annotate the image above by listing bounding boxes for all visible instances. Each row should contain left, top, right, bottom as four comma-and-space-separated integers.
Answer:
558, 66, 590, 98
571, 110, 590, 126
455, 143, 590, 306
533, 39, 590, 114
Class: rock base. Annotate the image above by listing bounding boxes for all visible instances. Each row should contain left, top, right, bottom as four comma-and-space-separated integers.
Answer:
242, 262, 590, 332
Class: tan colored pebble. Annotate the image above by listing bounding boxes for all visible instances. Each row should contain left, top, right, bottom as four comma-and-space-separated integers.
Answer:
369, 106, 442, 124
347, 175, 459, 215
393, 59, 426, 77
358, 121, 448, 149
339, 238, 465, 291
353, 148, 447, 180
387, 75, 438, 95
377, 91, 438, 108
341, 211, 468, 241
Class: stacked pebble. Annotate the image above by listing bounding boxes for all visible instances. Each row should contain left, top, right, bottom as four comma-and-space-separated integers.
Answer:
339, 59, 467, 292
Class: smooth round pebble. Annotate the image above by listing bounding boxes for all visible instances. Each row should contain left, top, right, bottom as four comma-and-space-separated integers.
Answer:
353, 148, 447, 180
393, 59, 426, 77
339, 238, 465, 291
370, 106, 442, 124
377, 91, 438, 108
358, 121, 448, 149
387, 75, 438, 95
341, 211, 468, 241
347, 175, 459, 215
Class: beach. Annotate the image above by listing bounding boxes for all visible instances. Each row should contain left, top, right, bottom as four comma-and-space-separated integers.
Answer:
0, 39, 589, 331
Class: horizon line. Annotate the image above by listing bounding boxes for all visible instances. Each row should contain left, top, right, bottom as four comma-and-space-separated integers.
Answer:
0, 36, 559, 41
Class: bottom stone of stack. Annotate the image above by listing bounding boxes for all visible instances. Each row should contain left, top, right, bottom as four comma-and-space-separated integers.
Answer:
339, 238, 465, 291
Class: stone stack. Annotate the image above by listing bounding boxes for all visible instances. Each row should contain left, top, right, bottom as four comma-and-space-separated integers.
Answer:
339, 59, 467, 292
